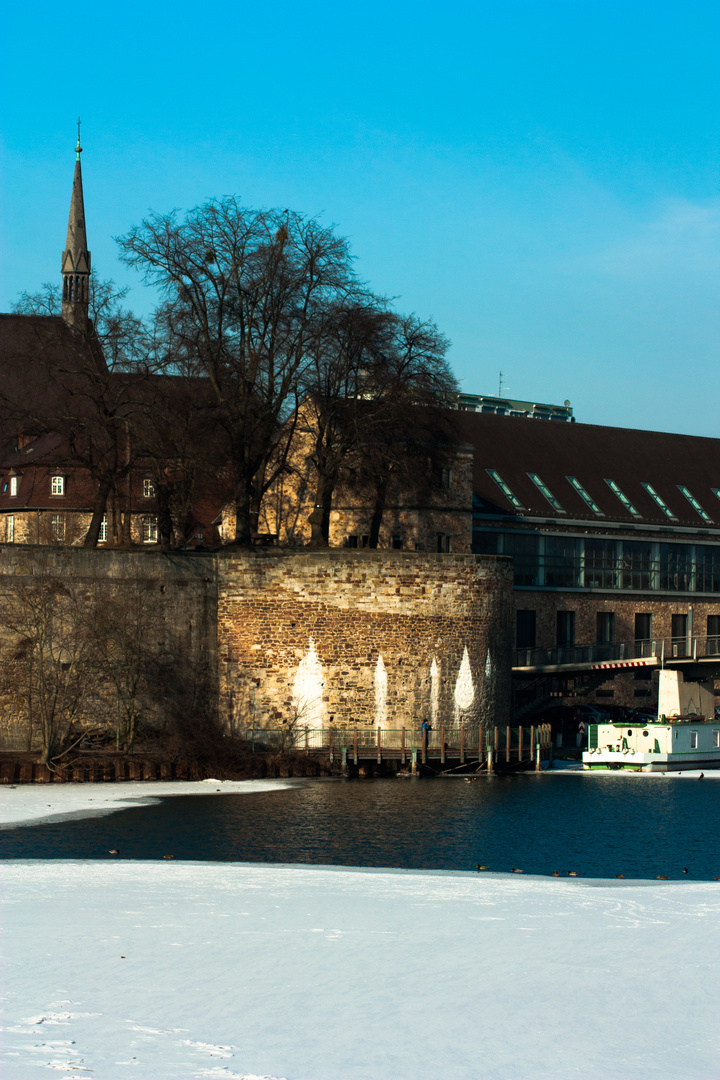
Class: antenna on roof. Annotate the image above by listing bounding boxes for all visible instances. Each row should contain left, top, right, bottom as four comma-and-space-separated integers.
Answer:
498, 371, 509, 398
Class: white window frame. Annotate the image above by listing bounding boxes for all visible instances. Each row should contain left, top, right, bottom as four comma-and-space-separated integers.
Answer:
690, 730, 698, 749
7, 515, 14, 542
51, 475, 65, 496
9, 476, 18, 497
98, 515, 107, 543
51, 514, 66, 541
142, 478, 155, 499
142, 515, 158, 544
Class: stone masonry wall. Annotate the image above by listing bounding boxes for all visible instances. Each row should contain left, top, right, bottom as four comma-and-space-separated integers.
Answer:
0, 546, 512, 751
217, 550, 513, 731
0, 546, 217, 750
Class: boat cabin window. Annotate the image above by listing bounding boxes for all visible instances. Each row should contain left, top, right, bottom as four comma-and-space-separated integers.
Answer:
690, 731, 698, 749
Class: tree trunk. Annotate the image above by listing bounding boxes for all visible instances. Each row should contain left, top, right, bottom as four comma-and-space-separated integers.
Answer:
368, 473, 389, 549
233, 490, 254, 547
309, 474, 334, 547
84, 476, 111, 548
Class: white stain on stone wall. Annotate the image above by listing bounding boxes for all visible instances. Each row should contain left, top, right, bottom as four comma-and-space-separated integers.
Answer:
292, 638, 325, 729
454, 646, 475, 719
430, 657, 440, 728
374, 655, 388, 728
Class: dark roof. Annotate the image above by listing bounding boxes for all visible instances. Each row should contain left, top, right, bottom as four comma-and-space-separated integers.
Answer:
451, 412, 720, 530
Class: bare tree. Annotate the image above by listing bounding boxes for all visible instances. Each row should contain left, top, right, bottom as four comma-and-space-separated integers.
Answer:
0, 571, 92, 763
81, 581, 168, 751
117, 198, 358, 546
300, 306, 457, 546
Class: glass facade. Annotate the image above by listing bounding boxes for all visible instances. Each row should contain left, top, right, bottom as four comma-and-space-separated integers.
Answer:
472, 529, 720, 593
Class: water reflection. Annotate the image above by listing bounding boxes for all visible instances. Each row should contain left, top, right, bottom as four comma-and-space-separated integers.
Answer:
1, 775, 718, 880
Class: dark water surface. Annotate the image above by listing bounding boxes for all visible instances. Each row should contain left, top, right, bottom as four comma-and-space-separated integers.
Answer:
1, 774, 719, 880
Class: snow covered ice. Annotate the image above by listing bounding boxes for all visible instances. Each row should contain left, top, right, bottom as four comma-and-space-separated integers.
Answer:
2, 781, 720, 1079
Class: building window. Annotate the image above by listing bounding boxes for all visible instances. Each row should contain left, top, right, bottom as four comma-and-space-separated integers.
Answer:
596, 612, 615, 644
671, 613, 688, 657
516, 610, 536, 650
528, 473, 565, 513
9, 476, 18, 497
142, 479, 155, 499
556, 611, 575, 649
99, 515, 108, 543
51, 476, 65, 496
437, 534, 452, 553
486, 469, 525, 511
142, 516, 158, 544
642, 482, 677, 520
714, 731, 720, 749
391, 534, 403, 550
707, 615, 720, 655
347, 534, 369, 549
51, 514, 65, 541
7, 515, 14, 543
690, 731, 698, 749
566, 476, 604, 516
635, 613, 652, 642
605, 479, 641, 518
677, 485, 713, 524
440, 468, 452, 490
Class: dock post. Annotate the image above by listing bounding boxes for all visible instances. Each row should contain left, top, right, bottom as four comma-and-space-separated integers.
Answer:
342, 746, 348, 776
411, 746, 418, 775
377, 726, 382, 765
518, 725, 523, 764
487, 734, 494, 773
354, 726, 359, 765
440, 726, 446, 765
535, 741, 541, 772
401, 726, 406, 765
460, 726, 465, 764
547, 725, 553, 768
422, 730, 427, 765
506, 726, 511, 763
305, 726, 309, 754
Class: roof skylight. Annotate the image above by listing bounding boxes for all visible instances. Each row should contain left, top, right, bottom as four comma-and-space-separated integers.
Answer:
677, 485, 713, 523
566, 476, 603, 516
486, 469, 525, 511
604, 479, 641, 518
528, 473, 565, 513
642, 482, 677, 520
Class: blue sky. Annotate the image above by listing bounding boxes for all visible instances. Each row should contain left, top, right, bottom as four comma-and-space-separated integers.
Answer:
2, 1, 718, 434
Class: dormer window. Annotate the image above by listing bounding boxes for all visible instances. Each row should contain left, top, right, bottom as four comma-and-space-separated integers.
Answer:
51, 476, 65, 497
9, 476, 18, 497
142, 478, 155, 499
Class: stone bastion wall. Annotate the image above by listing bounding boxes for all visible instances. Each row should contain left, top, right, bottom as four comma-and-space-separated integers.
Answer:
0, 546, 512, 749
217, 549, 513, 731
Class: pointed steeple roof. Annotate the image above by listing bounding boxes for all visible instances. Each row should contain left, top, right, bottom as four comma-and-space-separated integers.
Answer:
61, 120, 91, 329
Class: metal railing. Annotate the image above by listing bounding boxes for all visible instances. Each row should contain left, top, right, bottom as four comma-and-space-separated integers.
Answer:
514, 635, 720, 669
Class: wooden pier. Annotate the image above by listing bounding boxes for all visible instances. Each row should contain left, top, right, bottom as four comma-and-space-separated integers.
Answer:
243, 724, 553, 774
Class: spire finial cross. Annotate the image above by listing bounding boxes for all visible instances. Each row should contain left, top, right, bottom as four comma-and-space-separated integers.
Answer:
75, 117, 82, 161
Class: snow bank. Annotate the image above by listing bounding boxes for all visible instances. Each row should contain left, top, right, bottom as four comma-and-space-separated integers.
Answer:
2, 859, 719, 1080
0, 779, 292, 830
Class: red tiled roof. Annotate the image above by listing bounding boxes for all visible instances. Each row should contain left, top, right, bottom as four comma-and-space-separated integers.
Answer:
451, 412, 720, 529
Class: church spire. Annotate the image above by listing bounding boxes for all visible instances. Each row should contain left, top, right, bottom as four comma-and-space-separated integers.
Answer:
61, 119, 91, 330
